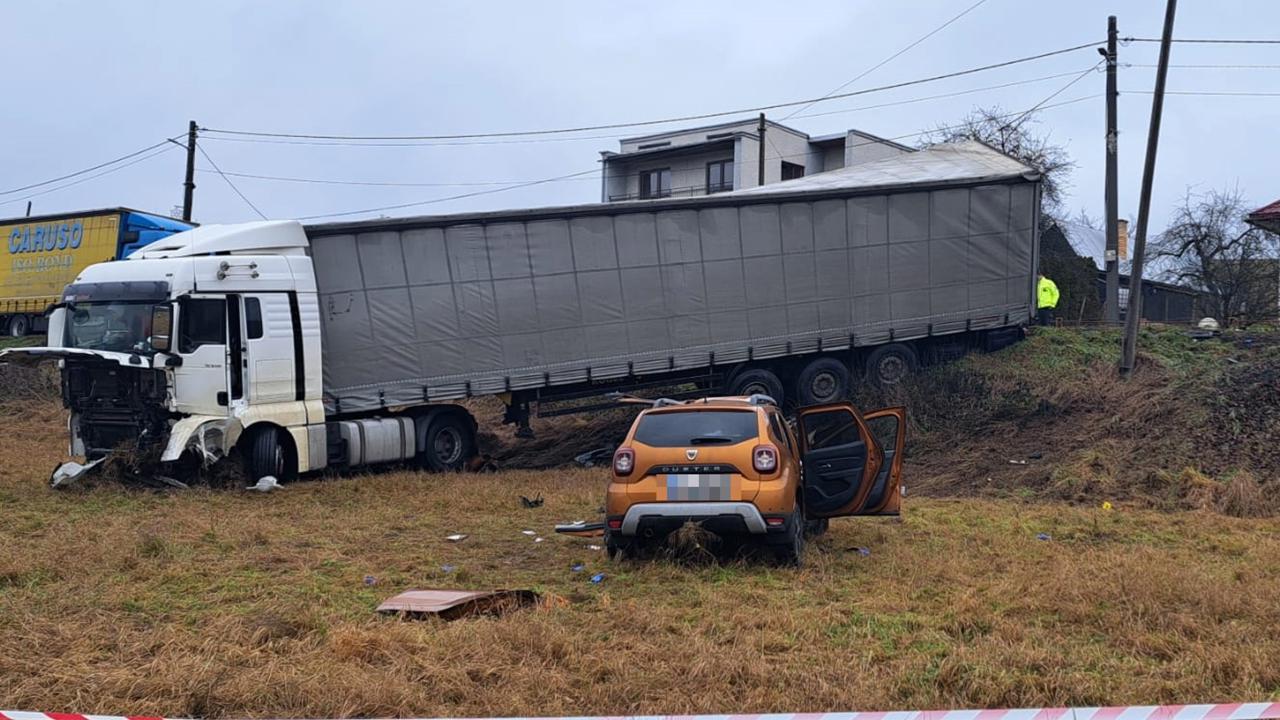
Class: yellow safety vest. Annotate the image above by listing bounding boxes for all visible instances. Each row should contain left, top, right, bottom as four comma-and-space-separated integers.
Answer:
1037, 277, 1060, 309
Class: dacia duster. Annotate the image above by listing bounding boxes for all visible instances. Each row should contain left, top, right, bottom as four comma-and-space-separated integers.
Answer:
605, 394, 905, 564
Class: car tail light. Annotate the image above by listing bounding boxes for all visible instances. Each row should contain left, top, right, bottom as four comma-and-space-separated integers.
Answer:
753, 444, 778, 474
613, 447, 635, 476
765, 516, 785, 527
607, 518, 622, 530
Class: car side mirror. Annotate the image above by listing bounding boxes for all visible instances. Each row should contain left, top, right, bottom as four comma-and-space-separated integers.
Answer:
150, 304, 173, 353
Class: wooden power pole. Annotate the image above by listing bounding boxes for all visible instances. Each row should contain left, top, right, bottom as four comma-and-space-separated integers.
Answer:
1103, 16, 1121, 323
182, 120, 197, 222
1120, 0, 1177, 376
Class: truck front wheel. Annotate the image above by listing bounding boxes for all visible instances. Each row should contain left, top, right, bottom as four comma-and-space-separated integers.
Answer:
420, 413, 474, 472
8, 315, 29, 337
245, 427, 297, 483
728, 367, 784, 406
796, 357, 850, 406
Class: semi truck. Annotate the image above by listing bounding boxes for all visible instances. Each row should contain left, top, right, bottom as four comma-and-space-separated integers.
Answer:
1, 208, 193, 337
1, 141, 1040, 484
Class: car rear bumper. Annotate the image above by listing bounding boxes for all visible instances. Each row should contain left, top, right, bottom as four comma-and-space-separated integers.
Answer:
619, 501, 769, 536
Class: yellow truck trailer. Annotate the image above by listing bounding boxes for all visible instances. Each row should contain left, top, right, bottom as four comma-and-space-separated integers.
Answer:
2, 208, 191, 336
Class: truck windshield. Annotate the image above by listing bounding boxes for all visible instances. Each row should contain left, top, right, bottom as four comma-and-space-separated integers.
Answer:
64, 302, 156, 354
633, 410, 759, 447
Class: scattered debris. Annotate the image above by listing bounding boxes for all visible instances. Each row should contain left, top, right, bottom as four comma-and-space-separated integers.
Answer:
534, 537, 545, 543
1028, 451, 1044, 460
363, 575, 377, 586
555, 520, 605, 536
1036, 532, 1052, 541
246, 476, 282, 492
520, 530, 537, 536
520, 494, 544, 509
153, 474, 190, 490
49, 458, 104, 489
589, 573, 606, 584
1101, 501, 1113, 511
445, 533, 468, 543
441, 564, 456, 574
377, 589, 540, 620
1008, 459, 1028, 466
574, 446, 614, 468
849, 546, 871, 557
587, 544, 603, 551
570, 563, 585, 573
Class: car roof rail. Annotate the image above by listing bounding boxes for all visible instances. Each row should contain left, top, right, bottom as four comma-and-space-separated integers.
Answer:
651, 397, 683, 407
747, 393, 777, 407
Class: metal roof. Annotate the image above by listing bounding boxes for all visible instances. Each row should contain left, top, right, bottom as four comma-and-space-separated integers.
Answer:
1246, 198, 1280, 234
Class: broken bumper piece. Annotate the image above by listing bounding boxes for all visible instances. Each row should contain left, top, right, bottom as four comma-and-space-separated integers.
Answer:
50, 458, 105, 489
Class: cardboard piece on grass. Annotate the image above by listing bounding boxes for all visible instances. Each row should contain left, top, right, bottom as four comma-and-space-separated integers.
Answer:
377, 589, 540, 620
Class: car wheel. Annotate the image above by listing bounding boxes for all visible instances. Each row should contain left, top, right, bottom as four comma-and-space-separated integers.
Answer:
796, 357, 851, 406
804, 517, 829, 538
420, 413, 473, 472
728, 367, 784, 405
604, 528, 632, 561
864, 343, 918, 387
773, 507, 806, 567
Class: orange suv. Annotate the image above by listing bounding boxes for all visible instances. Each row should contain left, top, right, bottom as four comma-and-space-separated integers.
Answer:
604, 395, 905, 564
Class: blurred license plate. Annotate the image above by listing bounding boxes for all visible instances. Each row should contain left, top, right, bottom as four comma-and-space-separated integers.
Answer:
665, 474, 731, 501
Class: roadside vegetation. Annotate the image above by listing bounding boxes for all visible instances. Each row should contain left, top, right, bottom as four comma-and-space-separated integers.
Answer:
2, 325, 1280, 717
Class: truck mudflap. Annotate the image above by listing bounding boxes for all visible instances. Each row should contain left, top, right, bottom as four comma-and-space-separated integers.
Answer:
161, 416, 244, 465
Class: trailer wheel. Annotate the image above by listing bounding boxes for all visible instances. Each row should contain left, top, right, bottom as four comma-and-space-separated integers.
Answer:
865, 343, 918, 387
8, 315, 29, 337
796, 357, 850, 405
421, 413, 473, 472
245, 427, 297, 483
728, 367, 784, 405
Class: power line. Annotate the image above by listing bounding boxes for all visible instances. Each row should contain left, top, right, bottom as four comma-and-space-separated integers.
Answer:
195, 144, 269, 220
0, 145, 179, 209
1122, 37, 1280, 44
201, 40, 1102, 143
195, 168, 599, 188
1123, 89, 1280, 96
780, 0, 991, 120
297, 95, 1098, 222
198, 67, 1096, 151
1002, 61, 1104, 131
0, 137, 178, 196
297, 168, 600, 221
1125, 63, 1280, 69
790, 68, 1095, 120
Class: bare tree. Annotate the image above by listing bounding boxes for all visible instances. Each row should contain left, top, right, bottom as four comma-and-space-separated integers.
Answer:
1152, 188, 1280, 327
921, 106, 1075, 219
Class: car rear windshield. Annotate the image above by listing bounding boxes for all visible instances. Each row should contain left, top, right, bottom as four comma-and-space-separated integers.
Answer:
633, 410, 759, 447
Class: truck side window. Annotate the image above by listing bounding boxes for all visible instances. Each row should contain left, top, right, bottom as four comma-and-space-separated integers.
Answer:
245, 297, 263, 339
179, 299, 226, 353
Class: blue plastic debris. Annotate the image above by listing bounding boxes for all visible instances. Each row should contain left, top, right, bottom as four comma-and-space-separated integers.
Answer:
590, 572, 606, 584
1036, 532, 1052, 541
571, 563, 585, 573
853, 547, 871, 557
364, 575, 377, 586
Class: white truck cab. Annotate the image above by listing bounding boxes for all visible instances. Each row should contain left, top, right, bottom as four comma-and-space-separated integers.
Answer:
3, 220, 473, 486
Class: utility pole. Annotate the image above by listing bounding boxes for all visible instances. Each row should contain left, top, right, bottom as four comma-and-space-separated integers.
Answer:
1103, 16, 1121, 323
757, 113, 766, 187
1120, 0, 1176, 376
182, 120, 197, 222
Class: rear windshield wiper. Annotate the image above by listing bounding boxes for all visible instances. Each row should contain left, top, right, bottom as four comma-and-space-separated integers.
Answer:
689, 436, 736, 445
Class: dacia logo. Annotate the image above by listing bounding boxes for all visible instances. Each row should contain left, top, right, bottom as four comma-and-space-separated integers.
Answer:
686, 449, 698, 461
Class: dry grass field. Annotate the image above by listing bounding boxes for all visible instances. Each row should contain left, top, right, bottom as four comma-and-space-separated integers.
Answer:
3, 328, 1280, 718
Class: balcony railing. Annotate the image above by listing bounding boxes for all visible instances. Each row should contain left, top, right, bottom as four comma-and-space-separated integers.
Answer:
607, 183, 732, 202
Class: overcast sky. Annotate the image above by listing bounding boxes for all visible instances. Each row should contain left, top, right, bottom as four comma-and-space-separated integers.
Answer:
3, 0, 1276, 253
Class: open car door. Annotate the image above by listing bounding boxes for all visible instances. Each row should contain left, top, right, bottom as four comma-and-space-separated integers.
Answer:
859, 407, 906, 515
796, 402, 884, 518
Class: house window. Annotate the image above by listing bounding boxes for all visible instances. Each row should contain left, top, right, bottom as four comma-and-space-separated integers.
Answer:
781, 161, 805, 181
706, 159, 734, 194
640, 168, 671, 199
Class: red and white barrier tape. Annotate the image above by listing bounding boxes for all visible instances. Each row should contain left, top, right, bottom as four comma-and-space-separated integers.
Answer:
4, 706, 1280, 720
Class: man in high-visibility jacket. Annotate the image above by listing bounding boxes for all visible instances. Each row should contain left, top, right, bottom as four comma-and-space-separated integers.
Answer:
1037, 273, 1060, 326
